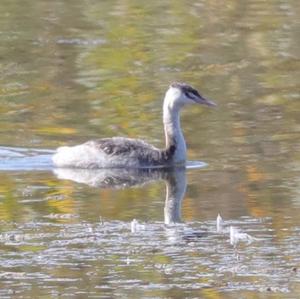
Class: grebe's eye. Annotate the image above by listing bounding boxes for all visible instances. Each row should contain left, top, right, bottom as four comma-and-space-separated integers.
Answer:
185, 91, 199, 101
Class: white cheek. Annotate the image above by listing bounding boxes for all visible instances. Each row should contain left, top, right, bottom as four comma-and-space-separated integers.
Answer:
170, 88, 181, 99
165, 88, 182, 107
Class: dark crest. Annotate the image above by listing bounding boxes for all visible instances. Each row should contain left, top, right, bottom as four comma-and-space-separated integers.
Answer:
170, 82, 202, 100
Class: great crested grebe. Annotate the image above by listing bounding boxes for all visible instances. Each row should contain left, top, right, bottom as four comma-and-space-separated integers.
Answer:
52, 82, 216, 169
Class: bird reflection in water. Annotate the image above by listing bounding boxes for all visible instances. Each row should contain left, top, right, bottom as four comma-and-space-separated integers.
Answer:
53, 166, 187, 225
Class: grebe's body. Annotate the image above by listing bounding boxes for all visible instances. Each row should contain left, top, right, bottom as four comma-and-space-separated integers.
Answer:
53, 137, 174, 169
52, 83, 215, 169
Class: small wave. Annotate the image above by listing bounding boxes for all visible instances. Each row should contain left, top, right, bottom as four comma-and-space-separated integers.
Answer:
0, 146, 54, 171
56, 38, 106, 46
186, 160, 207, 169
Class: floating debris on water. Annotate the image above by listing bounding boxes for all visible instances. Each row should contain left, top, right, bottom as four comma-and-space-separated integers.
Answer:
131, 219, 138, 233
216, 213, 224, 233
130, 219, 146, 233
230, 226, 254, 246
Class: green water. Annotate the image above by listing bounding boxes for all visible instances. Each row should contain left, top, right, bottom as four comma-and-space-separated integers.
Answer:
0, 0, 300, 298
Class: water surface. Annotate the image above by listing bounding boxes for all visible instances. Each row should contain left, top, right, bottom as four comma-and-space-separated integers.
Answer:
0, 0, 300, 298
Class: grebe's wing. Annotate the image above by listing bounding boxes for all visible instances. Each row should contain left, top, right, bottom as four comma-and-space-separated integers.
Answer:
87, 137, 159, 156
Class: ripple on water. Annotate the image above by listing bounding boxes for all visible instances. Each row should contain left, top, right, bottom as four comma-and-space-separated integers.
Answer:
0, 216, 299, 296
0, 147, 207, 171
56, 38, 107, 46
0, 146, 54, 171
186, 160, 208, 169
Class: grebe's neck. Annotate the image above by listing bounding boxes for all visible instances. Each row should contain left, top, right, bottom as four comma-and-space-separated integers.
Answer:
163, 96, 186, 164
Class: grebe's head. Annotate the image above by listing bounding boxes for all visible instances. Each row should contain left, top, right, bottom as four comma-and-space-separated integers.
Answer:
165, 82, 216, 108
